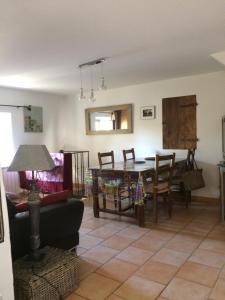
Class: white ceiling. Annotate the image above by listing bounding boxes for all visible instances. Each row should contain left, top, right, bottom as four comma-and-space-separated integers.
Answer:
0, 0, 225, 95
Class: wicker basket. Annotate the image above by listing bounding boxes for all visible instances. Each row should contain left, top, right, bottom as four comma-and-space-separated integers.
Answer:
13, 247, 79, 300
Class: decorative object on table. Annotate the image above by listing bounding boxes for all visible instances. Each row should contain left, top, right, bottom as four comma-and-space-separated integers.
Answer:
8, 145, 55, 261
140, 105, 155, 120
85, 104, 133, 135
0, 181, 4, 243
134, 160, 146, 164
24, 106, 43, 132
78, 57, 107, 103
13, 246, 79, 300
145, 157, 155, 161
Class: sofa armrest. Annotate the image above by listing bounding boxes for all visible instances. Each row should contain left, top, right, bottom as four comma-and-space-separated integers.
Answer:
9, 198, 84, 260
39, 198, 84, 245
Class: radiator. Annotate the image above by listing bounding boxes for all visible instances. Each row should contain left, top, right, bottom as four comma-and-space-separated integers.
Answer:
2, 168, 21, 194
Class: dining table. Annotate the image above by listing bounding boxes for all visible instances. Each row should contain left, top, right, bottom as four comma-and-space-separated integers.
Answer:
89, 157, 186, 227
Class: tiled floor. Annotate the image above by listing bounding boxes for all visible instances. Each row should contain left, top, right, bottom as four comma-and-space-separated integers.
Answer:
66, 202, 225, 300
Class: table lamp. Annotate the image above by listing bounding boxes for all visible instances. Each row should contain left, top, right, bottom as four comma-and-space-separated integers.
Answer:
8, 145, 55, 261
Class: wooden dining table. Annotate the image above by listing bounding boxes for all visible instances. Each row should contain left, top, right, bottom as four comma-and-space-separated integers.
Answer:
89, 157, 186, 227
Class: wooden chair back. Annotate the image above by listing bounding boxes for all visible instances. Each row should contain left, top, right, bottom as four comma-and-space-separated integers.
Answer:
98, 151, 115, 166
154, 153, 176, 188
123, 148, 135, 162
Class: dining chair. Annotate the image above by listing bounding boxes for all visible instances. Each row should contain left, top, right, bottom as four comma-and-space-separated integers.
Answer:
98, 151, 114, 166
143, 153, 175, 223
98, 151, 129, 211
98, 151, 115, 208
171, 149, 194, 207
123, 148, 135, 162
123, 148, 144, 206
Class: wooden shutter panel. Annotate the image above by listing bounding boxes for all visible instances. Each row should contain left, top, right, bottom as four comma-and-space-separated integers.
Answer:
162, 95, 197, 149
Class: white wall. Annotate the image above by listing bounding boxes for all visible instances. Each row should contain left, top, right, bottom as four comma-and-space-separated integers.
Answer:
0, 87, 66, 154
0, 168, 14, 300
58, 71, 225, 199
0, 87, 67, 299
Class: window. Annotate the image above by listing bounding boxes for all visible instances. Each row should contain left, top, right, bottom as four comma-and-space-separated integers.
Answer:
95, 115, 113, 131
0, 112, 14, 167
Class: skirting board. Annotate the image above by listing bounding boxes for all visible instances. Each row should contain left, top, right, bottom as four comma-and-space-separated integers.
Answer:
191, 195, 219, 206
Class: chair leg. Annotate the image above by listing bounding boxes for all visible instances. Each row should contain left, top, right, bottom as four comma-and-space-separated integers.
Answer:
189, 190, 192, 205
113, 189, 118, 209
185, 190, 189, 208
168, 192, 172, 218
163, 194, 167, 205
153, 193, 158, 223
118, 193, 122, 211
103, 193, 106, 209
184, 189, 191, 208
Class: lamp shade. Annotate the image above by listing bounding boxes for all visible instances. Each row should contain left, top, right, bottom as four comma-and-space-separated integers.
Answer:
8, 145, 55, 171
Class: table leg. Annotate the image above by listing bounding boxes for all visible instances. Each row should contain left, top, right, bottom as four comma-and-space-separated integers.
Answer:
137, 204, 145, 227
153, 193, 158, 223
92, 170, 99, 218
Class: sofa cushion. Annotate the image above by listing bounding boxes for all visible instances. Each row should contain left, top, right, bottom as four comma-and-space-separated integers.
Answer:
16, 202, 28, 212
15, 190, 70, 212
41, 190, 69, 206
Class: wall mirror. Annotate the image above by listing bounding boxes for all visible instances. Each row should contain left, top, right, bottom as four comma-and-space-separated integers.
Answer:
85, 104, 133, 135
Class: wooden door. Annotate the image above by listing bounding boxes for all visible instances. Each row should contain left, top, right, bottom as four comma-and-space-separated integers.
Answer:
162, 95, 197, 149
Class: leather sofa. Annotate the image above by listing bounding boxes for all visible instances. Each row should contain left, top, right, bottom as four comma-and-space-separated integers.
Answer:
8, 197, 84, 260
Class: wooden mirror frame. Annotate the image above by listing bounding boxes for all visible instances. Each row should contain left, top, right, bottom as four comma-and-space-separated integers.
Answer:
85, 104, 133, 135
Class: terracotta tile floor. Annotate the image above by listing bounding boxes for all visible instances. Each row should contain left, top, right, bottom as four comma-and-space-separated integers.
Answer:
65, 203, 225, 300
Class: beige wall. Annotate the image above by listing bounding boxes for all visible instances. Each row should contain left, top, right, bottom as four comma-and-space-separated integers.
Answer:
58, 71, 225, 199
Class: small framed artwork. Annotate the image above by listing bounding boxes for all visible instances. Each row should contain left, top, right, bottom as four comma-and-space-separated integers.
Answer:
140, 106, 155, 120
24, 106, 43, 132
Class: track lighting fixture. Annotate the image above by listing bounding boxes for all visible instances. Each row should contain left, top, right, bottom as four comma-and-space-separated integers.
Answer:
78, 58, 107, 102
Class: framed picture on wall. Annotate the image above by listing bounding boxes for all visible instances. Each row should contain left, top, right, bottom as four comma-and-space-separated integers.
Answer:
140, 106, 155, 120
24, 106, 43, 132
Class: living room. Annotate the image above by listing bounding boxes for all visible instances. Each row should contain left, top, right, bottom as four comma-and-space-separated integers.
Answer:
1, 1, 225, 299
